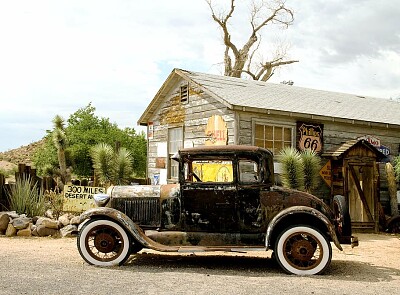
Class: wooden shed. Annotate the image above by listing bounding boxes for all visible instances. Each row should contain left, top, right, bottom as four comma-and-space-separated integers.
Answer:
323, 139, 386, 232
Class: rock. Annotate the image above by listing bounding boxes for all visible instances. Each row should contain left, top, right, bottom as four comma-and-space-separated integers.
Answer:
6, 211, 19, 219
31, 225, 39, 236
36, 224, 58, 237
17, 224, 32, 237
60, 225, 78, 237
36, 217, 59, 229
44, 209, 54, 219
70, 216, 81, 225
0, 213, 10, 232
12, 217, 31, 230
42, 219, 59, 229
5, 224, 17, 237
58, 213, 71, 227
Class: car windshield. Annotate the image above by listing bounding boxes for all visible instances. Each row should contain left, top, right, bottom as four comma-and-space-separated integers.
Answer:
184, 159, 233, 183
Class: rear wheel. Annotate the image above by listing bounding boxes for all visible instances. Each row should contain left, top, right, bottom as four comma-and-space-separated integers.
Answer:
332, 195, 352, 237
77, 219, 131, 266
275, 225, 332, 275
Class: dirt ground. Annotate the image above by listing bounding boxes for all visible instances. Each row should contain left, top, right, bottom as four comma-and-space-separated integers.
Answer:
1, 233, 400, 295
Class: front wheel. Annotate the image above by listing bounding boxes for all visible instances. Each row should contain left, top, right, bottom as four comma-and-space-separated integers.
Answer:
77, 219, 131, 266
275, 225, 332, 275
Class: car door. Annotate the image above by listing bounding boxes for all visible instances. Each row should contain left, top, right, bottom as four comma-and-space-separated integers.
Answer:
236, 156, 267, 233
180, 157, 239, 232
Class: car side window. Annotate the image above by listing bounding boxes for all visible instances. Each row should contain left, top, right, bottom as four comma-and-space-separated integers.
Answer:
184, 159, 233, 183
238, 159, 259, 183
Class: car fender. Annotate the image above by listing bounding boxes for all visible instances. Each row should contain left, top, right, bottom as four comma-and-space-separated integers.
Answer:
265, 205, 343, 251
79, 207, 151, 248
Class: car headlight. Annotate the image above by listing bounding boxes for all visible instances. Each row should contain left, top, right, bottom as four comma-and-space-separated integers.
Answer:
93, 193, 110, 207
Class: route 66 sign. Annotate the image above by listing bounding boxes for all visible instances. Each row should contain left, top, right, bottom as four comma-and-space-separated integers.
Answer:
297, 122, 323, 153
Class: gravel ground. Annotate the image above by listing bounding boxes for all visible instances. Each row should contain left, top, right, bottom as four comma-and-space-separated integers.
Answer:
1, 233, 400, 295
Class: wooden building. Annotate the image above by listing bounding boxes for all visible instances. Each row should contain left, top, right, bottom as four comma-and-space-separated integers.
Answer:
138, 69, 400, 231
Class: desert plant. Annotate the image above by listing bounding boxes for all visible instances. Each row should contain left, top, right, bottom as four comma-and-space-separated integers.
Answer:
44, 190, 65, 219
278, 147, 304, 191
91, 143, 133, 187
301, 149, 321, 193
6, 176, 46, 217
52, 115, 71, 185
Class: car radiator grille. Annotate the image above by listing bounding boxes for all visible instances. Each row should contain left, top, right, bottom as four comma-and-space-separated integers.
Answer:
111, 197, 161, 227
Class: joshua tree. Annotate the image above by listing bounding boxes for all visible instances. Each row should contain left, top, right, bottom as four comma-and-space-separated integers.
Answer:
52, 115, 71, 186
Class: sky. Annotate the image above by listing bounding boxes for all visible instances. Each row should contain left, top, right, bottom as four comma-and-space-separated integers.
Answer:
0, 0, 399, 152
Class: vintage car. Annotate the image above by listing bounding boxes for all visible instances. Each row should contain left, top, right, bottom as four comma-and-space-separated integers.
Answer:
77, 145, 358, 275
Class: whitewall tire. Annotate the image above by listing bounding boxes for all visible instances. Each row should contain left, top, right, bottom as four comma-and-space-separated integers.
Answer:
77, 219, 131, 266
275, 225, 332, 275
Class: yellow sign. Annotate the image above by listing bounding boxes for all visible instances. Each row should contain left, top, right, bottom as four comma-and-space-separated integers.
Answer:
63, 185, 105, 212
205, 115, 228, 146
319, 160, 332, 187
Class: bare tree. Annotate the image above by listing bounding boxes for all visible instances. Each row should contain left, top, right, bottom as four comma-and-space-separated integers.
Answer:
206, 0, 299, 81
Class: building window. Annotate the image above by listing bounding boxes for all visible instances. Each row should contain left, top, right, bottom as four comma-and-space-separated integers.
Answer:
168, 127, 183, 179
254, 123, 293, 155
180, 84, 189, 103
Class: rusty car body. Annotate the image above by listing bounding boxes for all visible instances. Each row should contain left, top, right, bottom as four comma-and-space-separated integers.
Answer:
77, 145, 358, 275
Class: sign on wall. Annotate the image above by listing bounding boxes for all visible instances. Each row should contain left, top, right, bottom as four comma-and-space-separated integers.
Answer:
205, 115, 228, 146
297, 122, 324, 153
319, 160, 332, 188
63, 185, 105, 212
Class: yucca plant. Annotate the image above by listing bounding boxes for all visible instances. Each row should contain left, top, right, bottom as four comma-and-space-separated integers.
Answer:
278, 147, 304, 191
52, 115, 71, 184
113, 148, 134, 185
6, 176, 46, 217
91, 143, 133, 186
301, 149, 321, 193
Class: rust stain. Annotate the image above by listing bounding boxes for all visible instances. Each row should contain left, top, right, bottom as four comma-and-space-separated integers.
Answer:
159, 95, 185, 125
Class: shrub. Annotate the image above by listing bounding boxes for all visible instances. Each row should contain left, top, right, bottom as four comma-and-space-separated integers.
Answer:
6, 176, 46, 217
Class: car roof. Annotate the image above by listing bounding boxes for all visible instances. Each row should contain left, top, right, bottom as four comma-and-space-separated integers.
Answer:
178, 145, 273, 156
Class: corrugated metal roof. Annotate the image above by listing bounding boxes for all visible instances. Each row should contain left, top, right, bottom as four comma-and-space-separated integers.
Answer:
179, 69, 400, 126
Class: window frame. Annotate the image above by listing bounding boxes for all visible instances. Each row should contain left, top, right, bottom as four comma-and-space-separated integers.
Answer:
252, 119, 295, 156
168, 126, 183, 180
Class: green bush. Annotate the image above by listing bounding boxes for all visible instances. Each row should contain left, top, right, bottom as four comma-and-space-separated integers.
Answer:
6, 176, 46, 217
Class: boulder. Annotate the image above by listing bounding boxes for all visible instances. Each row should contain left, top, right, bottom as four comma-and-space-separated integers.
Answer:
17, 224, 32, 237
12, 217, 31, 230
60, 225, 78, 237
5, 224, 17, 237
36, 217, 59, 229
58, 213, 72, 227
0, 213, 10, 232
70, 216, 81, 225
44, 209, 54, 219
36, 224, 59, 237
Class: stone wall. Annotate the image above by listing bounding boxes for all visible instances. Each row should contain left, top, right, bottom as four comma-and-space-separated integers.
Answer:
0, 211, 80, 238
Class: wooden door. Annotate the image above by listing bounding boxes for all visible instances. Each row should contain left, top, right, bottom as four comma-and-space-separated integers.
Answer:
346, 161, 376, 223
